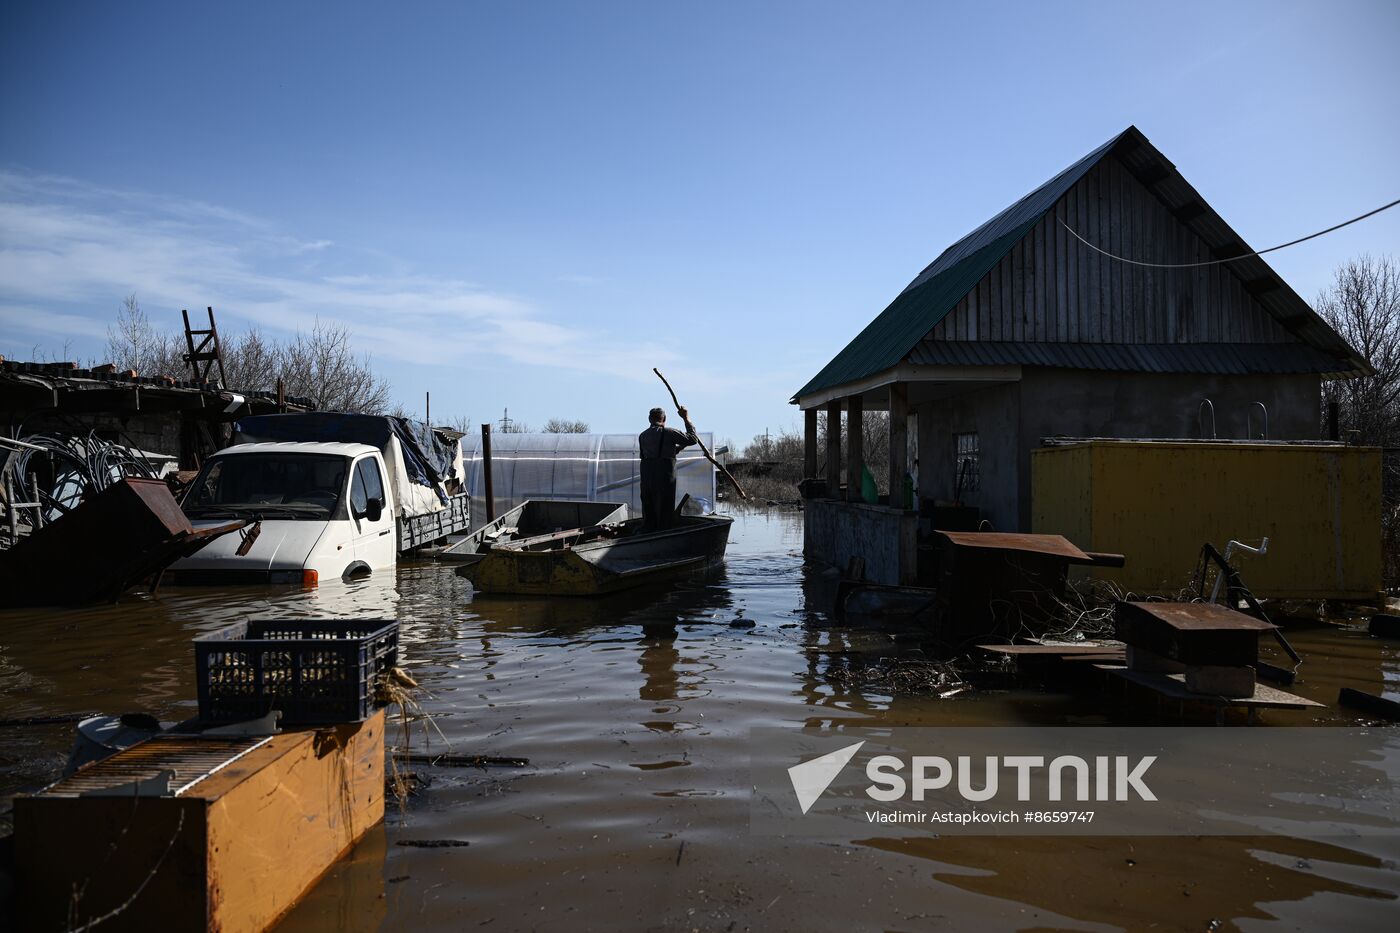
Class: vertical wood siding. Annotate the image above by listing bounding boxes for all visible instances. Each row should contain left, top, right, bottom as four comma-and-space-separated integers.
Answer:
931, 154, 1295, 345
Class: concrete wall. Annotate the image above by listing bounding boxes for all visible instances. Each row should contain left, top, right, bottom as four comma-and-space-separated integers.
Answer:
803, 498, 918, 585
914, 368, 1322, 531
915, 381, 1021, 531
13, 411, 186, 457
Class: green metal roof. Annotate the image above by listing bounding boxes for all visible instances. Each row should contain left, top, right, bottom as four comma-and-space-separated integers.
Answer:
793, 130, 1127, 401
793, 126, 1369, 402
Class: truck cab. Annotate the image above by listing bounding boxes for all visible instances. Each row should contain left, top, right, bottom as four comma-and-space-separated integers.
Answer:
167, 441, 396, 585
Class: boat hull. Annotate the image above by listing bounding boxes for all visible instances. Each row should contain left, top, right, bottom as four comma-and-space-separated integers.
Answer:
458, 515, 732, 596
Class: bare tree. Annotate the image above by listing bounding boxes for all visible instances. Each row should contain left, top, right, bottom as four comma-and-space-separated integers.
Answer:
104, 299, 392, 413
221, 327, 281, 396
1319, 255, 1400, 445
279, 320, 392, 414
542, 417, 589, 433
105, 294, 182, 376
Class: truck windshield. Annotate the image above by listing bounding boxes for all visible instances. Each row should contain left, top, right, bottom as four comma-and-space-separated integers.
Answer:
184, 453, 349, 520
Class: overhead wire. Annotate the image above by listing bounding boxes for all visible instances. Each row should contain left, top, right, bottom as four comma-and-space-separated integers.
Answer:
1059, 196, 1400, 269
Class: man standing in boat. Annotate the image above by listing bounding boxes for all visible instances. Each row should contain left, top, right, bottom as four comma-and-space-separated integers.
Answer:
639, 406, 697, 532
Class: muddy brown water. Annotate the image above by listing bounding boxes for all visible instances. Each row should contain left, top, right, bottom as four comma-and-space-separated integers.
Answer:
1, 508, 1398, 931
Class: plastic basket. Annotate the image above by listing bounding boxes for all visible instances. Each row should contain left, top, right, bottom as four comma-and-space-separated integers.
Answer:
194, 619, 399, 725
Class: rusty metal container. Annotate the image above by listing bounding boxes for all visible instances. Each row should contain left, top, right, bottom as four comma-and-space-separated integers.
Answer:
0, 477, 240, 607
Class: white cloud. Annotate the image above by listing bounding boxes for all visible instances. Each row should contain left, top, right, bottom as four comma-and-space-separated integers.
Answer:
0, 169, 681, 381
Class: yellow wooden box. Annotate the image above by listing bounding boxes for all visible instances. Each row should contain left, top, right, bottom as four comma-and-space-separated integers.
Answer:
15, 710, 384, 933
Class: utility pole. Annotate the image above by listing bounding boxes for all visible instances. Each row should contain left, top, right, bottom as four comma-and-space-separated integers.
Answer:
498, 408, 514, 433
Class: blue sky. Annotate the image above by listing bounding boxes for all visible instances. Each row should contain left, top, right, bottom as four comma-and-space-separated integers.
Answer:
2, 1, 1397, 449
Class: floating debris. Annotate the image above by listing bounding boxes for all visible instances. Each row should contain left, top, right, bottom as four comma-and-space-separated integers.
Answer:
825, 657, 969, 696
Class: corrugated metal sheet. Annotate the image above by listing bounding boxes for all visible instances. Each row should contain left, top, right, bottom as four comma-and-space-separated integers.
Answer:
1031, 442, 1383, 599
907, 340, 1347, 374
794, 126, 1368, 402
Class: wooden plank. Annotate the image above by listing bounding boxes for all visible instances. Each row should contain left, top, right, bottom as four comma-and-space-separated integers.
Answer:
977, 264, 990, 342
207, 713, 385, 933
888, 383, 908, 506
1109, 157, 1124, 344
845, 394, 863, 503
1025, 224, 1036, 343
988, 252, 1003, 341
1084, 170, 1101, 341
1065, 187, 1079, 342
1098, 665, 1324, 709
803, 407, 818, 478
1338, 686, 1400, 720
1103, 159, 1114, 341
978, 643, 1125, 656
1117, 601, 1277, 633
15, 714, 385, 933
1033, 216, 1047, 342
825, 400, 842, 495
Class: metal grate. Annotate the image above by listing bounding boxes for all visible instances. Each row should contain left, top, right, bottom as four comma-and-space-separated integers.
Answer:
36, 735, 271, 798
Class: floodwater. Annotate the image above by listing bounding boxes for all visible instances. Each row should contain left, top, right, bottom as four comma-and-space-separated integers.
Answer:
2, 508, 1399, 931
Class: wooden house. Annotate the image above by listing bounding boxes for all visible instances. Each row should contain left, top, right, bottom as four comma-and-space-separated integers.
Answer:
793, 126, 1372, 591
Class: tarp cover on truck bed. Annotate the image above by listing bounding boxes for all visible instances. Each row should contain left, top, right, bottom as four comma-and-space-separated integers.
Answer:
233, 413, 464, 516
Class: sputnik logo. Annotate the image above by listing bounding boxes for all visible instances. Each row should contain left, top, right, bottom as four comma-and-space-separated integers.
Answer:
787, 741, 865, 814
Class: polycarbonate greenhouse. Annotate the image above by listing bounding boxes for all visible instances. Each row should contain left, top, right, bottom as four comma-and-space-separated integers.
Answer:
458, 432, 717, 526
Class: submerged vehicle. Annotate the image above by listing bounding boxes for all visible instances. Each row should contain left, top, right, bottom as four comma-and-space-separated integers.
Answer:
166, 412, 471, 586
167, 441, 402, 585
456, 507, 732, 596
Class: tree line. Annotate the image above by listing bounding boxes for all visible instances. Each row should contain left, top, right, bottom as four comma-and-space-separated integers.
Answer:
106, 295, 591, 432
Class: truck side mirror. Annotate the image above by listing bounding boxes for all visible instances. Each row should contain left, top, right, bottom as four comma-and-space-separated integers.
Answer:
364, 496, 384, 522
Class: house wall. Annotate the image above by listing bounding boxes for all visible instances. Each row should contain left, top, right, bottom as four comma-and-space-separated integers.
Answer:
12, 411, 186, 457
915, 382, 1021, 531
803, 497, 918, 585
915, 368, 1322, 531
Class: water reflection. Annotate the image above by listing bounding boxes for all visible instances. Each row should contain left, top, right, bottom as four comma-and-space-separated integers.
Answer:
2, 508, 1398, 931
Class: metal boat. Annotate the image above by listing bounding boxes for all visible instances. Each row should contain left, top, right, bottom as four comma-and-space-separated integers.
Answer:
437, 499, 631, 564
455, 509, 732, 596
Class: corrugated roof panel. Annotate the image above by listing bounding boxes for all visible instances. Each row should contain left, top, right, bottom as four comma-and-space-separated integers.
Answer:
906, 341, 1344, 374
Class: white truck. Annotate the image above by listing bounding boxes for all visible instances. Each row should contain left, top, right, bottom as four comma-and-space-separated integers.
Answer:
167, 415, 471, 585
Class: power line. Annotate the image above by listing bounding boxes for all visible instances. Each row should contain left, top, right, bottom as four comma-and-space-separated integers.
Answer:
1059, 196, 1400, 270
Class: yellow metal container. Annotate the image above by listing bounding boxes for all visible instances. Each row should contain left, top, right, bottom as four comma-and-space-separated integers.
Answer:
1031, 441, 1383, 601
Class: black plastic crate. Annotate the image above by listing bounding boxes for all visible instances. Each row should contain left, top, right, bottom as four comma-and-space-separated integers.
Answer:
194, 619, 399, 725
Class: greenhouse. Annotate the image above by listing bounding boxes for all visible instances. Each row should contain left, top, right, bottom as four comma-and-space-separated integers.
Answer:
458, 432, 718, 526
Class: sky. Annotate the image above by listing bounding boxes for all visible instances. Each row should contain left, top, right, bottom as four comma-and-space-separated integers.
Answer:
2, 1, 1397, 450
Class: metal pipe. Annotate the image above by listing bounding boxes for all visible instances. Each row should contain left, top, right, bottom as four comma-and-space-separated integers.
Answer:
1197, 399, 1216, 439
480, 423, 495, 523
1247, 402, 1268, 440
1209, 537, 1269, 603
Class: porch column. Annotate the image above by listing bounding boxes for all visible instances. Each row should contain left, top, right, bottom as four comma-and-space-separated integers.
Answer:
803, 407, 818, 478
846, 394, 864, 503
825, 400, 842, 498
889, 382, 908, 508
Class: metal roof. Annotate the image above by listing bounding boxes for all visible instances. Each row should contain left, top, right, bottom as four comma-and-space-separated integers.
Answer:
793, 126, 1367, 402
907, 340, 1347, 375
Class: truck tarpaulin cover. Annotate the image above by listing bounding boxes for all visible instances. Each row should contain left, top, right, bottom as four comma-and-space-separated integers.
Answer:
233, 413, 456, 503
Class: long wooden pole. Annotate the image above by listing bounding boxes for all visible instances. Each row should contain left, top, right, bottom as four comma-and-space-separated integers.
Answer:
652, 368, 749, 500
